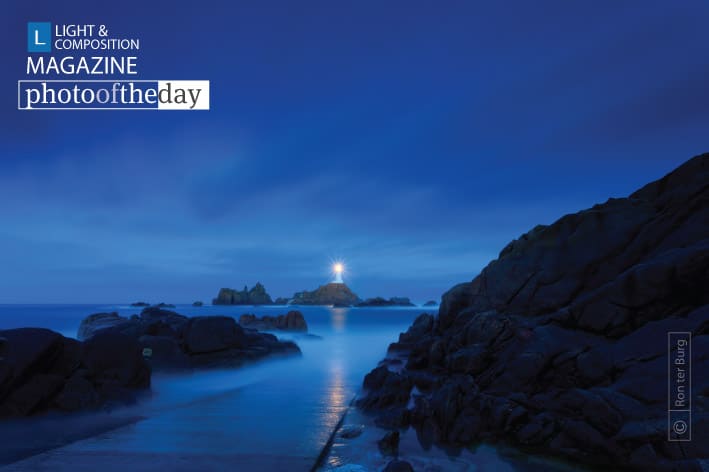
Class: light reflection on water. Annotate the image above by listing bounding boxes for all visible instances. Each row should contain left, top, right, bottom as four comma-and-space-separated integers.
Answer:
330, 307, 348, 332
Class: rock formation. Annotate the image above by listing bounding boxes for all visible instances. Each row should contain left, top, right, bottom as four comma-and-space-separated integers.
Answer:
357, 297, 415, 307
239, 311, 308, 332
291, 283, 361, 306
423, 300, 438, 307
357, 154, 709, 471
0, 328, 150, 418
77, 306, 300, 369
213, 283, 273, 305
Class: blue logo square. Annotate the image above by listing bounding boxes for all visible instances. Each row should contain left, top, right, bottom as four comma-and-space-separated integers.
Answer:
28, 22, 51, 53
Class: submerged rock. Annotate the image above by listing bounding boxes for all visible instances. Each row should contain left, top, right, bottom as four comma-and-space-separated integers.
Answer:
0, 328, 150, 419
357, 154, 709, 471
239, 311, 308, 332
339, 424, 365, 439
77, 307, 300, 370
383, 460, 414, 472
377, 430, 400, 456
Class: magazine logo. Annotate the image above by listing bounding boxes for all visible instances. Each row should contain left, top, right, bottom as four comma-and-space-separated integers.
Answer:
28, 22, 52, 53
18, 80, 210, 110
19, 22, 210, 111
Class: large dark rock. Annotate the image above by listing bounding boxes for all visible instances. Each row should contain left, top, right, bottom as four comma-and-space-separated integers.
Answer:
77, 312, 129, 341
213, 282, 273, 305
358, 154, 709, 471
290, 283, 361, 306
76, 308, 300, 370
0, 328, 150, 419
81, 332, 151, 401
238, 311, 308, 332
182, 316, 245, 354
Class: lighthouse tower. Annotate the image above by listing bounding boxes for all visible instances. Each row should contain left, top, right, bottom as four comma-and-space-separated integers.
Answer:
333, 262, 344, 284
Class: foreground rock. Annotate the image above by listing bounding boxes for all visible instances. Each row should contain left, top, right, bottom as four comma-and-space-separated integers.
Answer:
239, 311, 308, 332
357, 297, 415, 307
357, 154, 709, 471
291, 283, 361, 306
77, 306, 300, 369
0, 328, 150, 419
213, 283, 273, 305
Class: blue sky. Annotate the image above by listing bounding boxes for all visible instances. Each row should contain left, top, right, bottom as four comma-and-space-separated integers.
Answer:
1, 1, 708, 303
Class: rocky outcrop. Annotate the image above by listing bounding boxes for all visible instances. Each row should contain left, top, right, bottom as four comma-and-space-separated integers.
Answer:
291, 283, 361, 306
130, 302, 150, 307
0, 328, 150, 419
192, 301, 204, 307
78, 312, 133, 340
213, 283, 273, 305
357, 297, 415, 307
423, 300, 438, 307
357, 154, 709, 471
77, 306, 300, 369
239, 311, 308, 332
274, 297, 290, 305
153, 303, 175, 309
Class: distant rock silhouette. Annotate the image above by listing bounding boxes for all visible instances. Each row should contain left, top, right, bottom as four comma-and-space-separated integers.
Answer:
291, 283, 361, 306
357, 153, 709, 471
192, 301, 204, 307
357, 297, 415, 307
423, 300, 438, 307
213, 283, 273, 305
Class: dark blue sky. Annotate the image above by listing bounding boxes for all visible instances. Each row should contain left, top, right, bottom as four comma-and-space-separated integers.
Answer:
1, 1, 708, 303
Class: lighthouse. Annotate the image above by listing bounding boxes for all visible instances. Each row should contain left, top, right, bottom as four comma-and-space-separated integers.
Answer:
333, 262, 344, 284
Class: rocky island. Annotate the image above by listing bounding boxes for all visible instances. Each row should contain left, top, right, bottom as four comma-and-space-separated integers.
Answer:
213, 283, 273, 305
290, 282, 362, 306
357, 297, 415, 307
356, 154, 709, 471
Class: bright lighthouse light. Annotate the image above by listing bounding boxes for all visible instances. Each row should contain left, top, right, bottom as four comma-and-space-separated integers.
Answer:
332, 262, 344, 283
